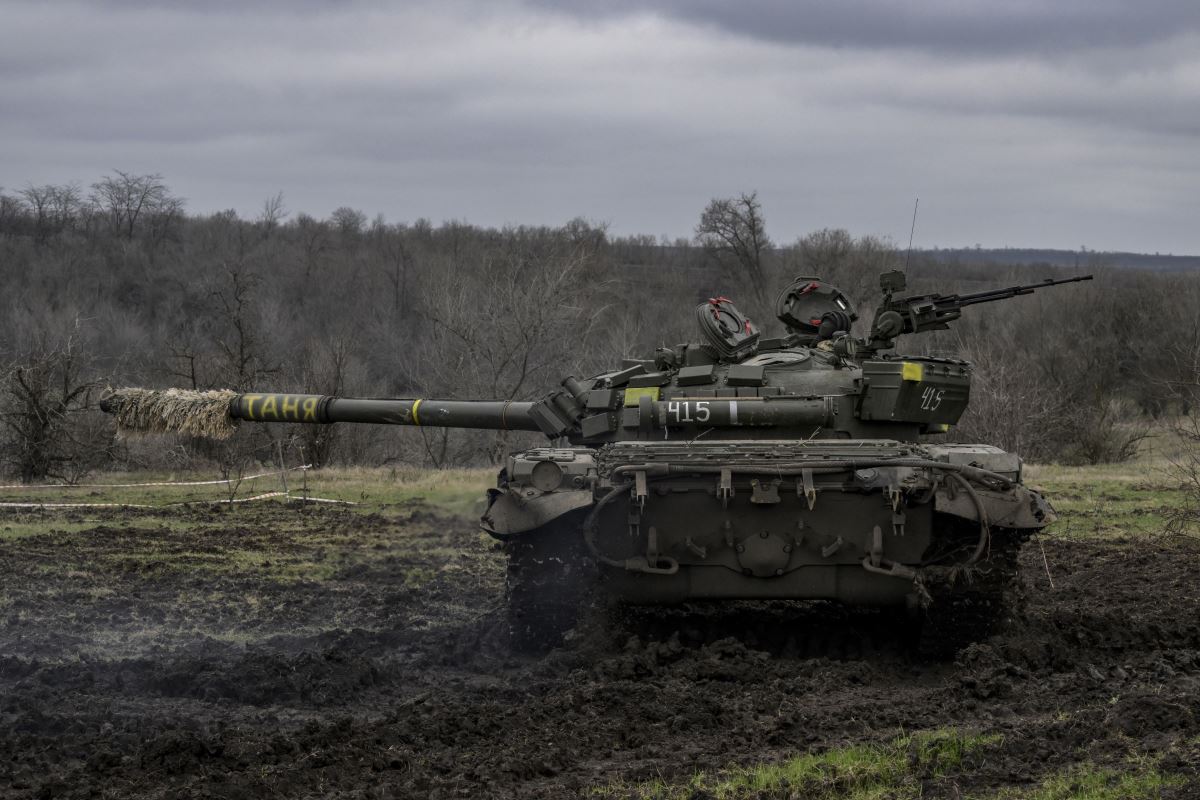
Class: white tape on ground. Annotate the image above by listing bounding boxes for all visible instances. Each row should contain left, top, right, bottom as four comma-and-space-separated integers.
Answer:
0, 491, 356, 510
0, 502, 157, 509
0, 465, 312, 491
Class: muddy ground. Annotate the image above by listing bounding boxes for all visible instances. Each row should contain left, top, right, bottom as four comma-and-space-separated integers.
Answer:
1, 500, 1198, 799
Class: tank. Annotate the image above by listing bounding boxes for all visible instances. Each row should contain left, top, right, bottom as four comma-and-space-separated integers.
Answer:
100, 269, 1093, 655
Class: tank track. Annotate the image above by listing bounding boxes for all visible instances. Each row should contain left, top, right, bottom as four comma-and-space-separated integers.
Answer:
505, 517, 1035, 659
503, 524, 591, 652
915, 525, 1031, 658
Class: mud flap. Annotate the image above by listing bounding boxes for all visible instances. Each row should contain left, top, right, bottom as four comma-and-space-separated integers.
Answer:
482, 488, 595, 537
935, 484, 1056, 529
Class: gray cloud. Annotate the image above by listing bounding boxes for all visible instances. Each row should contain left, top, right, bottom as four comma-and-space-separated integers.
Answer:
1, 0, 1198, 254
532, 0, 1200, 56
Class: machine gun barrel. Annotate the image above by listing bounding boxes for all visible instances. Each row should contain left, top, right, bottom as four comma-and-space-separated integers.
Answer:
867, 272, 1093, 348
230, 393, 541, 431
953, 274, 1094, 308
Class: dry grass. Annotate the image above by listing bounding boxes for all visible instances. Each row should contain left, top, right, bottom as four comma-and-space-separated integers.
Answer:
1023, 423, 1189, 539
104, 387, 238, 439
0, 465, 496, 517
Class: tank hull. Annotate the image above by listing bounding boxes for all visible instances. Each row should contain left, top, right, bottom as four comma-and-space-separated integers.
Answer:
483, 440, 1052, 607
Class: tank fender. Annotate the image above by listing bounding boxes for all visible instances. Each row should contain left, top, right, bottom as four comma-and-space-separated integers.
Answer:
934, 482, 1056, 529
481, 487, 594, 537
481, 446, 599, 538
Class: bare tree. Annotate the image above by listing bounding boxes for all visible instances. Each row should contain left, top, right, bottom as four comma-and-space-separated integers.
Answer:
19, 184, 54, 244
407, 231, 609, 464
0, 188, 23, 233
0, 321, 113, 482
210, 261, 274, 390
370, 219, 415, 316
291, 334, 361, 467
49, 183, 83, 232
89, 171, 179, 240
331, 206, 367, 238
695, 191, 773, 310
296, 213, 330, 280
258, 191, 289, 232
14, 183, 82, 243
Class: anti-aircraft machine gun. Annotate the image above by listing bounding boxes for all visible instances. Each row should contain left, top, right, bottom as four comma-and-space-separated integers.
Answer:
102, 270, 1092, 654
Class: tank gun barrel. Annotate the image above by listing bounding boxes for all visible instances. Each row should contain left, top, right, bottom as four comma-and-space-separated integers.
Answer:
99, 388, 542, 439
231, 393, 541, 431
100, 387, 843, 441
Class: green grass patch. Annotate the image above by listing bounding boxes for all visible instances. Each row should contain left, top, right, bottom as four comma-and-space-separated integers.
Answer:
986, 760, 1184, 800
599, 729, 1001, 800
0, 466, 495, 517
295, 465, 494, 516
1021, 425, 1194, 539
1024, 463, 1184, 539
107, 546, 343, 582
0, 517, 222, 542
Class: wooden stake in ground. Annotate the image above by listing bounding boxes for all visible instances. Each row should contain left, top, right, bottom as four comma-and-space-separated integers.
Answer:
301, 448, 309, 507
277, 440, 289, 497
1038, 536, 1055, 589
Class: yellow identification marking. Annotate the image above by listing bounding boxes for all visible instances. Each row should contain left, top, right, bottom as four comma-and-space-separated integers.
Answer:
243, 394, 263, 418
260, 395, 279, 419
302, 397, 318, 422
928, 423, 951, 433
411, 398, 423, 426
623, 387, 661, 407
901, 362, 924, 382
281, 395, 299, 419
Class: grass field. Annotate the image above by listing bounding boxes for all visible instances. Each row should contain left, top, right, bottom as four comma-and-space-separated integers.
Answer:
1, 425, 1192, 542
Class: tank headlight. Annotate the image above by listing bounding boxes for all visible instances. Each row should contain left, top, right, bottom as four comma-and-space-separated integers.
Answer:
530, 461, 564, 492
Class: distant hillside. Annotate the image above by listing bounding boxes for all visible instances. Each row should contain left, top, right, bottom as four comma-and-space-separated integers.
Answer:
917, 248, 1200, 272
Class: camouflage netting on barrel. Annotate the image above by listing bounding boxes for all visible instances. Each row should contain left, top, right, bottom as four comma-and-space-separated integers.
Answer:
103, 388, 239, 439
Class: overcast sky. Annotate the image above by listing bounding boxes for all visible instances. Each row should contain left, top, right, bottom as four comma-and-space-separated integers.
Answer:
3, 0, 1198, 253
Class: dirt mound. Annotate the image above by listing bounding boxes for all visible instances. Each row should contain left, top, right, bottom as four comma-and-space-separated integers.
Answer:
0, 504, 1197, 798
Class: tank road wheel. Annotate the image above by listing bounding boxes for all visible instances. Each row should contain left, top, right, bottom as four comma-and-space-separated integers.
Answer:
503, 525, 591, 652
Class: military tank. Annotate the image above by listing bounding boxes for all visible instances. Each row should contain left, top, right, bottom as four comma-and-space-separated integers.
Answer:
101, 269, 1091, 655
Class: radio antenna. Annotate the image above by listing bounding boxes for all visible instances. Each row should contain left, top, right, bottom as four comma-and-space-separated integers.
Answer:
904, 197, 919, 271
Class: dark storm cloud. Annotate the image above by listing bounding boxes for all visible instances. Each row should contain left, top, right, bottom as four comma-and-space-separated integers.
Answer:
0, 0, 1198, 253
531, 0, 1200, 55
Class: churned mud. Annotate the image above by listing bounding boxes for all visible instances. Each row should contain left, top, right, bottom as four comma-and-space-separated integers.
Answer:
1, 501, 1198, 798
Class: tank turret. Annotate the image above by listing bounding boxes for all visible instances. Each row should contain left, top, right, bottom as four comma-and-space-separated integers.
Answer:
101, 270, 1091, 654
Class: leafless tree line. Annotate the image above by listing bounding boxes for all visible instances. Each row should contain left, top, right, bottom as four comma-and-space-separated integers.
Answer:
1, 175, 1198, 482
